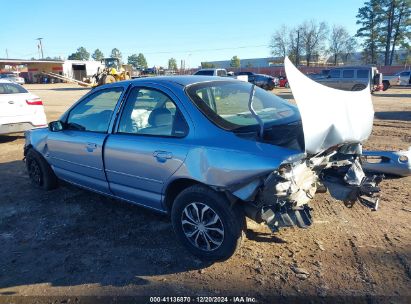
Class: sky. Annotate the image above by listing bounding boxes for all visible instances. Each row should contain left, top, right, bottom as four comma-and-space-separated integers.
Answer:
1, 0, 363, 67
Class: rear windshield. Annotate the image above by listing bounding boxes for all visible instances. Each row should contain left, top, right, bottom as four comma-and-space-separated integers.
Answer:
186, 80, 300, 131
194, 70, 214, 76
0, 83, 28, 94
0, 74, 15, 78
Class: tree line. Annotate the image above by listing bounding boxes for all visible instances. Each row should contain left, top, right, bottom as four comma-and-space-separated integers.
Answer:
67, 47, 180, 70
270, 0, 410, 66
356, 0, 410, 65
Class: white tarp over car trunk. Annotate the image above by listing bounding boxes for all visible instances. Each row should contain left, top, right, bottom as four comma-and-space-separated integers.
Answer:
285, 57, 374, 154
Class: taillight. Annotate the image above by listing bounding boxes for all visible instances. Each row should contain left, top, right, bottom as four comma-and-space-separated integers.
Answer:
26, 98, 43, 105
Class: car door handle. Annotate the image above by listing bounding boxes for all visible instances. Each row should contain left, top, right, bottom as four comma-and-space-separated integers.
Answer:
153, 151, 173, 161
85, 142, 97, 152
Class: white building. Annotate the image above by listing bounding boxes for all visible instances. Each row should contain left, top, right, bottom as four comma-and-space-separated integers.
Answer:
62, 60, 103, 80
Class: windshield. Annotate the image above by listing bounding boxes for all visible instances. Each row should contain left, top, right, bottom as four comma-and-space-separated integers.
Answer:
186, 80, 300, 131
104, 58, 119, 69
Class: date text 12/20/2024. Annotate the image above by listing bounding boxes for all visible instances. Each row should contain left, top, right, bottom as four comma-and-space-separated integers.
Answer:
150, 296, 257, 303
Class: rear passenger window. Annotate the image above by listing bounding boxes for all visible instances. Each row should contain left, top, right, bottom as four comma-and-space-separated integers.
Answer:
357, 70, 369, 78
118, 87, 188, 137
329, 70, 341, 78
343, 70, 354, 78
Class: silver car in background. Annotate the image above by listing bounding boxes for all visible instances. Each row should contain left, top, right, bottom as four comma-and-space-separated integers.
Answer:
316, 66, 383, 91
383, 70, 411, 87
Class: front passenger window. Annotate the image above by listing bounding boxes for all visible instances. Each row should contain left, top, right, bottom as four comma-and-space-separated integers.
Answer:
67, 88, 123, 132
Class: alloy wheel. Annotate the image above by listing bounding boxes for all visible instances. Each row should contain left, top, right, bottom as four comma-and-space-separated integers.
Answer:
181, 202, 224, 252
28, 159, 42, 186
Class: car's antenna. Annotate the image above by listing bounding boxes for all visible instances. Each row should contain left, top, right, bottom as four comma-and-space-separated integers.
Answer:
248, 84, 264, 138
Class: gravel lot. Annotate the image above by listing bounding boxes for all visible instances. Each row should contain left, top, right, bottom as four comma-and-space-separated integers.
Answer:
0, 83, 410, 303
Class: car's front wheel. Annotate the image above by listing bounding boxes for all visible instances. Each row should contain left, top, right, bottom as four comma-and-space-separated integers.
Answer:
26, 149, 58, 190
171, 185, 244, 261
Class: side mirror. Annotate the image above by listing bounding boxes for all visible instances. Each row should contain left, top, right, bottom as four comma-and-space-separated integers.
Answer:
48, 121, 64, 132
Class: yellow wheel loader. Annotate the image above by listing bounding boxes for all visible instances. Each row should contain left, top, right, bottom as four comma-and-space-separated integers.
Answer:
92, 58, 132, 86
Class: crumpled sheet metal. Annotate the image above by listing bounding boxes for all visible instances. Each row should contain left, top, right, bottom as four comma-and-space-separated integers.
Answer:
285, 57, 374, 155
362, 148, 411, 176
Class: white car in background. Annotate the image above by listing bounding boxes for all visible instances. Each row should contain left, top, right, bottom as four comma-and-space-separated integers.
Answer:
0, 80, 47, 135
0, 72, 25, 85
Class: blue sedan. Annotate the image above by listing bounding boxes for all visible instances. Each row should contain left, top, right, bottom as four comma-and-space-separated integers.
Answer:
24, 75, 380, 261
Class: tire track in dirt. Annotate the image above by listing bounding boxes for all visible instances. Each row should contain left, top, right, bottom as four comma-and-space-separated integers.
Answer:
383, 233, 411, 280
347, 237, 376, 293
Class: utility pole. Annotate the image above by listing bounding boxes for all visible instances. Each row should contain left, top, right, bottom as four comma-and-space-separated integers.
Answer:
296, 29, 300, 66
36, 38, 44, 59
5, 49, 8, 59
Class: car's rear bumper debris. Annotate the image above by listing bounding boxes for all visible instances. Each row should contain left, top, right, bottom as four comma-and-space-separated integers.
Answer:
251, 146, 384, 232
362, 148, 411, 176
261, 204, 312, 232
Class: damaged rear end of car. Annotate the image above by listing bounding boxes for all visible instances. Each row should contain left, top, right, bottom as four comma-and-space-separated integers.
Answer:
185, 56, 383, 234
234, 143, 382, 233
241, 57, 382, 232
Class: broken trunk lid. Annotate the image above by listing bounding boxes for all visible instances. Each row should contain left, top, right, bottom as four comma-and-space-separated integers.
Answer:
284, 57, 374, 155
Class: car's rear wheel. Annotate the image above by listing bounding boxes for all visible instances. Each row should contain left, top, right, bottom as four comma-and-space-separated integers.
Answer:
171, 185, 244, 261
351, 84, 366, 91
26, 149, 58, 190
382, 80, 390, 91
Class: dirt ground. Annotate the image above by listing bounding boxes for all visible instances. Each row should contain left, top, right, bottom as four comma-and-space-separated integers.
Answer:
0, 83, 410, 303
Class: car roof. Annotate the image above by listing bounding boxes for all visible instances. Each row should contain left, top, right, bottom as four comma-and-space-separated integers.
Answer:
110, 75, 237, 87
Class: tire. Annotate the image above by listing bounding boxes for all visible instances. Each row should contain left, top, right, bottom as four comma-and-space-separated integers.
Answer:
171, 185, 244, 261
382, 80, 390, 91
351, 84, 366, 91
101, 75, 116, 84
26, 149, 58, 190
